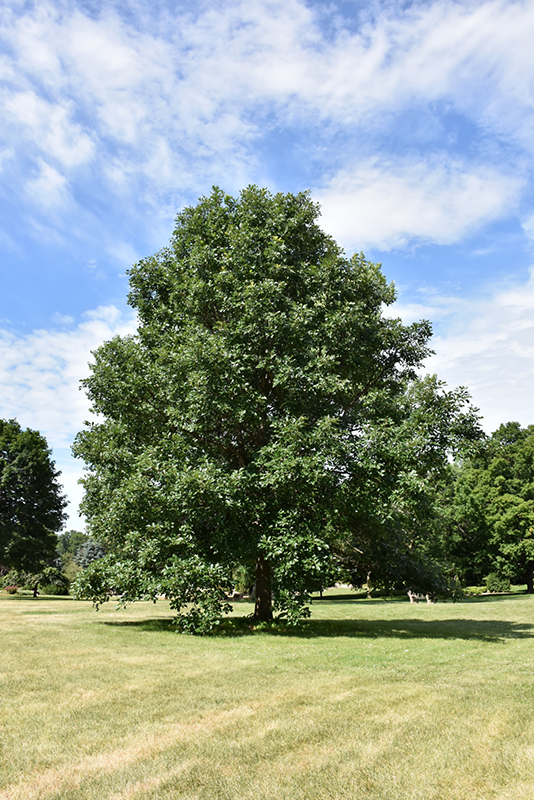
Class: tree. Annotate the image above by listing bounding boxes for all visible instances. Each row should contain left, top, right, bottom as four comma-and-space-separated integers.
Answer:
57, 530, 90, 558
73, 540, 106, 569
0, 419, 66, 589
443, 423, 534, 590
73, 186, 479, 630
56, 529, 91, 584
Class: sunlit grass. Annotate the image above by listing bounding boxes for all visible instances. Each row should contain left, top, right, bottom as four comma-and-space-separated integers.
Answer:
2, 590, 534, 799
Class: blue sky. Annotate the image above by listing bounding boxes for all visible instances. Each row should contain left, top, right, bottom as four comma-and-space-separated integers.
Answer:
1, 0, 534, 527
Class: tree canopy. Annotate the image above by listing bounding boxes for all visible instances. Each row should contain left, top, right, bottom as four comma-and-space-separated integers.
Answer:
0, 418, 66, 575
74, 186, 481, 630
441, 422, 534, 590
57, 530, 90, 558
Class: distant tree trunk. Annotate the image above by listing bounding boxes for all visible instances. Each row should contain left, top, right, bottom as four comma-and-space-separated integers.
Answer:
366, 571, 373, 599
526, 562, 534, 594
253, 554, 272, 621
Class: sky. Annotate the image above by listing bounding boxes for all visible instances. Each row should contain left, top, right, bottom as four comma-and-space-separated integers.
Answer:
1, 0, 534, 528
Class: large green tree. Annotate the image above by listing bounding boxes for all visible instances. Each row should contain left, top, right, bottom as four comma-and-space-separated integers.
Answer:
0, 419, 66, 577
74, 186, 479, 629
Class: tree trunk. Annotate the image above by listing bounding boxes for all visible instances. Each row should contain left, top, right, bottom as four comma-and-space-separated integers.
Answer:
526, 562, 534, 594
253, 555, 272, 621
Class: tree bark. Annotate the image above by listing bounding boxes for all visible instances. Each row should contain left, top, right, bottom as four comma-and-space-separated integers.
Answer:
526, 562, 534, 594
253, 555, 273, 621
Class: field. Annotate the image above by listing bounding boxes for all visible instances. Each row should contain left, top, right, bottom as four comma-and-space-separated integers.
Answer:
2, 590, 534, 800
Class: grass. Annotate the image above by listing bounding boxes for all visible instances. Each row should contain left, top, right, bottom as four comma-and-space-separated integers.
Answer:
2, 590, 534, 799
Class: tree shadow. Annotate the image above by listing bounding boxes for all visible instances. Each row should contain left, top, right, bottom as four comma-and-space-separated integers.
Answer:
463, 592, 529, 602
4, 594, 75, 601
297, 617, 534, 642
101, 618, 177, 633
101, 614, 534, 642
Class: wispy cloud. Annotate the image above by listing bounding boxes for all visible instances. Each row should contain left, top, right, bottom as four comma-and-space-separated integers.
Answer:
0, 305, 135, 449
393, 269, 534, 433
0, 306, 136, 523
26, 159, 69, 209
1, 0, 533, 247
317, 157, 521, 251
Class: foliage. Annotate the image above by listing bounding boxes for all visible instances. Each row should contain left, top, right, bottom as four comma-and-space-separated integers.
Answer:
332, 374, 481, 596
39, 582, 70, 595
484, 573, 511, 593
1, 564, 70, 596
0, 418, 66, 573
57, 530, 89, 557
441, 422, 534, 590
0, 569, 17, 588
60, 555, 81, 585
56, 530, 89, 584
57, 531, 106, 585
73, 186, 481, 631
73, 540, 106, 569
232, 563, 255, 594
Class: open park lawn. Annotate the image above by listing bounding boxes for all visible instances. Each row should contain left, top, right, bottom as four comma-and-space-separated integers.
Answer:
2, 591, 534, 800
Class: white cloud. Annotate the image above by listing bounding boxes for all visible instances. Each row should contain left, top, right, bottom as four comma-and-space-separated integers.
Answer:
26, 159, 69, 209
393, 269, 534, 433
0, 304, 136, 449
86, 258, 106, 281
316, 158, 521, 251
307, 0, 534, 145
52, 313, 75, 326
4, 90, 94, 168
0, 146, 14, 169
521, 212, 534, 244
0, 306, 137, 523
1, 0, 533, 246
53, 449, 87, 530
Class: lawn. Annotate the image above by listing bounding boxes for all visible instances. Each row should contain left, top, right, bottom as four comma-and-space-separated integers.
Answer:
2, 590, 534, 800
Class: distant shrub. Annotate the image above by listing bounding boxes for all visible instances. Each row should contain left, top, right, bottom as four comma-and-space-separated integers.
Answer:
466, 586, 485, 596
40, 583, 70, 596
1, 570, 20, 589
485, 573, 510, 593
4, 585, 17, 595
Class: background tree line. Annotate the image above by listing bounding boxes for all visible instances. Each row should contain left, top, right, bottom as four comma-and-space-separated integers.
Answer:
432, 422, 534, 593
2, 414, 533, 606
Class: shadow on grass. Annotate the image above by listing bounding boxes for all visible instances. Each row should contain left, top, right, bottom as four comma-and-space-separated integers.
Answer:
101, 618, 177, 633
463, 592, 529, 603
298, 617, 534, 642
101, 614, 534, 642
3, 594, 74, 601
